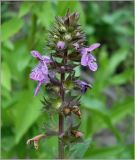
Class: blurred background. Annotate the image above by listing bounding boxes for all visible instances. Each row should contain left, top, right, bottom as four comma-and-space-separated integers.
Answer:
1, 1, 134, 159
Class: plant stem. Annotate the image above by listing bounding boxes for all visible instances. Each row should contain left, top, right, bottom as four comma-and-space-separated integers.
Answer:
59, 72, 65, 159
59, 51, 67, 159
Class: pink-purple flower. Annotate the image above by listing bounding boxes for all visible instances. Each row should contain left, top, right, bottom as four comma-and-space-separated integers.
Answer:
73, 43, 100, 71
30, 51, 51, 96
80, 43, 100, 71
73, 43, 80, 50
57, 41, 65, 50
75, 80, 92, 93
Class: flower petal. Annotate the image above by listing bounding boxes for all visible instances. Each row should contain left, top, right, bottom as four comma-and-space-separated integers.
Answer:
31, 50, 42, 60
81, 50, 89, 66
88, 60, 98, 71
89, 54, 96, 61
73, 43, 80, 50
42, 56, 51, 63
87, 43, 100, 52
30, 69, 44, 81
41, 63, 48, 75
57, 41, 65, 50
75, 80, 92, 93
34, 81, 42, 96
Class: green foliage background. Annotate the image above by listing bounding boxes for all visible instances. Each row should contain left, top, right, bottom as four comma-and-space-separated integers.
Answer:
1, 1, 134, 159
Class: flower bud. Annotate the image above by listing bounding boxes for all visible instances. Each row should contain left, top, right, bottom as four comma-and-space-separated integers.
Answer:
63, 107, 71, 115
73, 43, 79, 50
26, 134, 47, 150
60, 26, 66, 32
76, 32, 80, 37
64, 33, 72, 41
54, 35, 59, 39
71, 130, 83, 138
72, 106, 81, 118
75, 131, 83, 138
57, 41, 65, 50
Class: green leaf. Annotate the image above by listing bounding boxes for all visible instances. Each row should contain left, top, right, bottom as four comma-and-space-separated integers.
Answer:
2, 40, 31, 82
106, 49, 128, 77
1, 62, 11, 91
1, 18, 23, 41
110, 97, 134, 124
108, 69, 133, 85
12, 90, 42, 144
19, 2, 32, 17
1, 135, 15, 151
69, 139, 91, 158
33, 2, 54, 29
81, 97, 123, 143
74, 66, 80, 77
85, 144, 133, 159
114, 25, 133, 36
94, 49, 129, 93
81, 97, 108, 114
3, 40, 14, 50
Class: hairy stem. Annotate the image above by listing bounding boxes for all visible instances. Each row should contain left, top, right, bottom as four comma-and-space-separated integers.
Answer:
59, 51, 67, 159
59, 73, 65, 159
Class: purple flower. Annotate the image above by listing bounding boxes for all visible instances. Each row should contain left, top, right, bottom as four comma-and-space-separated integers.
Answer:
75, 80, 92, 93
80, 43, 100, 71
73, 43, 80, 50
57, 41, 65, 50
31, 50, 51, 63
30, 51, 51, 96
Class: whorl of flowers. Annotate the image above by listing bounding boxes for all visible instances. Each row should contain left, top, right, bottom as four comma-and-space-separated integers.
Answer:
27, 10, 100, 157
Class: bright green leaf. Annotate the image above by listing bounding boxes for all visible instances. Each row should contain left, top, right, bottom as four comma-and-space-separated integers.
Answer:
109, 69, 133, 85
1, 18, 23, 41
33, 2, 54, 29
19, 2, 32, 17
12, 90, 42, 144
1, 62, 11, 91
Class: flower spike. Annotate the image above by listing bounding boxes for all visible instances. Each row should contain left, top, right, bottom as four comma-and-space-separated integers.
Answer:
28, 10, 100, 159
